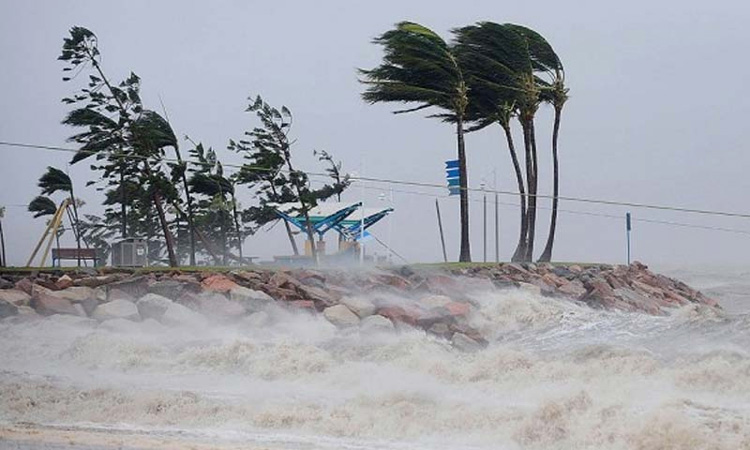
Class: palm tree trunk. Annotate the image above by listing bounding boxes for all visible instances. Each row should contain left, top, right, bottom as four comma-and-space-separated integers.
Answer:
269, 183, 299, 255
143, 161, 178, 267
173, 146, 197, 266
539, 104, 563, 263
525, 119, 539, 262
502, 122, 527, 263
519, 118, 533, 262
220, 210, 228, 266
285, 160, 317, 263
457, 116, 471, 263
67, 189, 82, 267
231, 193, 244, 265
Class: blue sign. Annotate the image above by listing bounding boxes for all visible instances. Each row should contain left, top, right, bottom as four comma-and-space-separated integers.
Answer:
445, 159, 460, 196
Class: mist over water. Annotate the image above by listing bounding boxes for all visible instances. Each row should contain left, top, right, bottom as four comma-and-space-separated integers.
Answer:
1, 268, 750, 449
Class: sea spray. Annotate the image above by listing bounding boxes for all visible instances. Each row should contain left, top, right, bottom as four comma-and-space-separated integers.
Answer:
1, 279, 749, 449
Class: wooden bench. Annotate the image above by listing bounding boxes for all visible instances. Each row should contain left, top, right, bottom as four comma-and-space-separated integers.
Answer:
51, 248, 102, 267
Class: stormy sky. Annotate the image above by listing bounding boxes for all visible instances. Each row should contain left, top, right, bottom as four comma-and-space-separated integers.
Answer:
1, 0, 749, 266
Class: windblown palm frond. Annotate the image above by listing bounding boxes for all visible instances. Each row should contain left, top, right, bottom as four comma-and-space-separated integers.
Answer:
28, 196, 58, 218
38, 167, 72, 195
132, 110, 178, 151
188, 173, 234, 198
359, 21, 465, 115
504, 24, 563, 80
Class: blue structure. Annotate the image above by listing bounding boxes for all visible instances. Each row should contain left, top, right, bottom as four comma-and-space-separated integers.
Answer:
446, 159, 460, 196
273, 202, 394, 247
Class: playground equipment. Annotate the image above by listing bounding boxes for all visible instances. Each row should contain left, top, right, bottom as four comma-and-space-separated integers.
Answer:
26, 198, 70, 267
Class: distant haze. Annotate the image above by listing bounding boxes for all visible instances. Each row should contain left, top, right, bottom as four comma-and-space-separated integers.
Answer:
1, 0, 749, 266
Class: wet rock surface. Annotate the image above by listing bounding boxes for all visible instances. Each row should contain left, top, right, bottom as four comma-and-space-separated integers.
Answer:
0, 261, 718, 349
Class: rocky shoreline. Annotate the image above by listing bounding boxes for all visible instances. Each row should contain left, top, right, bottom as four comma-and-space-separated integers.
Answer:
0, 262, 718, 351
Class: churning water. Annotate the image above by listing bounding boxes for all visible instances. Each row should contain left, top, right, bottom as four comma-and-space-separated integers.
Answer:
1, 267, 749, 449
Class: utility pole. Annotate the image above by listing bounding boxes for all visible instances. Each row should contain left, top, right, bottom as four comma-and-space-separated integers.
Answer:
481, 181, 487, 263
493, 169, 499, 263
626, 212, 632, 265
359, 164, 365, 267
435, 199, 448, 263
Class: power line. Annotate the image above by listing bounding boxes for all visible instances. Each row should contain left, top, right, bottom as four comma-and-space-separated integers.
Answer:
3, 139, 750, 220
356, 183, 750, 236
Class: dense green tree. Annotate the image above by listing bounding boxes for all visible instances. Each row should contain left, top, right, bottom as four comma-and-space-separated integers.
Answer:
360, 21, 472, 262
59, 26, 180, 266
234, 96, 349, 262
187, 143, 245, 265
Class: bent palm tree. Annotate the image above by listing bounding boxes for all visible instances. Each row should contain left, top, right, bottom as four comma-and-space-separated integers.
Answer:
28, 195, 65, 259
453, 22, 533, 261
360, 21, 472, 262
507, 25, 569, 262
38, 167, 83, 265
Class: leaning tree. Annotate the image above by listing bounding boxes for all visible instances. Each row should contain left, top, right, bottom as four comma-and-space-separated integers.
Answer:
36, 167, 84, 265
453, 22, 533, 261
360, 21, 472, 262
59, 26, 180, 266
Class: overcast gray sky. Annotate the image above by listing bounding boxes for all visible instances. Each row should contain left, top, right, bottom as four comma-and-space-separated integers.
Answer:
2, 0, 750, 266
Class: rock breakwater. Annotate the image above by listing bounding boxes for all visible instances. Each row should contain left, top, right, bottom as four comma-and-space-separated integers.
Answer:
0, 262, 718, 349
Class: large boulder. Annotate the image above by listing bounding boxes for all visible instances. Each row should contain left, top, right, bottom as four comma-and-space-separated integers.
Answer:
31, 291, 83, 316
360, 314, 395, 333
106, 276, 150, 298
91, 299, 140, 321
148, 279, 201, 301
15, 278, 34, 295
136, 293, 204, 326
196, 292, 245, 319
161, 301, 205, 327
323, 304, 359, 328
55, 275, 74, 290
556, 280, 587, 299
0, 277, 13, 289
55, 286, 96, 303
452, 332, 484, 352
202, 274, 240, 293
229, 286, 274, 311
340, 295, 376, 318
135, 293, 173, 321
0, 289, 31, 307
297, 285, 339, 308
0, 299, 19, 318
108, 288, 136, 303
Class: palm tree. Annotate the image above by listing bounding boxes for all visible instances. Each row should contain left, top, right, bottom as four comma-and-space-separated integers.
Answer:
38, 167, 83, 265
453, 22, 533, 262
505, 25, 568, 262
28, 195, 65, 261
360, 21, 472, 262
0, 206, 6, 267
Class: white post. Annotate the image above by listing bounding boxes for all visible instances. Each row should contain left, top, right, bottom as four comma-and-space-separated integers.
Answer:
359, 164, 365, 267
388, 188, 394, 264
